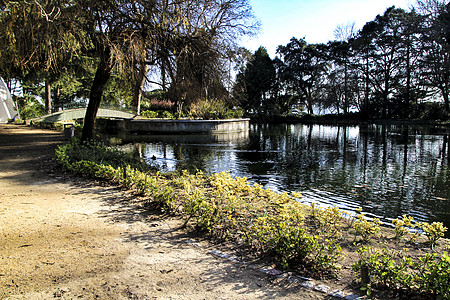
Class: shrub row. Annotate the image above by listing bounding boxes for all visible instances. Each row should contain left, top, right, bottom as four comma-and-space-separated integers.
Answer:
55, 141, 342, 275
55, 141, 450, 298
140, 99, 244, 120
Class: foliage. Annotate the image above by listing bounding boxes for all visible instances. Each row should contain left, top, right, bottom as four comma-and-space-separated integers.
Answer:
141, 91, 175, 112
233, 47, 276, 116
308, 204, 343, 239
188, 98, 243, 119
55, 139, 155, 173
16, 95, 45, 120
353, 247, 450, 299
141, 110, 175, 119
353, 247, 416, 294
417, 252, 450, 299
392, 215, 415, 240
352, 208, 382, 242
277, 38, 329, 115
409, 102, 450, 121
420, 221, 448, 248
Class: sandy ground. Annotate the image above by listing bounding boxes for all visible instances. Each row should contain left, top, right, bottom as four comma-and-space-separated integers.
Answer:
0, 124, 349, 299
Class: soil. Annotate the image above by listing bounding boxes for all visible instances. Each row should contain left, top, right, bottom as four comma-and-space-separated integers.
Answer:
0, 124, 353, 299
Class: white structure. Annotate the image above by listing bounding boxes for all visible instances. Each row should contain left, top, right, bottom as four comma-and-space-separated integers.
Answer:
0, 77, 19, 122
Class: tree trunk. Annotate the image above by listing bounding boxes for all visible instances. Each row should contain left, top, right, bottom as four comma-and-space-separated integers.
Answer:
444, 90, 449, 112
81, 51, 112, 141
344, 60, 348, 114
443, 74, 450, 112
405, 38, 411, 110
382, 70, 390, 119
133, 63, 149, 115
362, 53, 370, 119
45, 81, 51, 114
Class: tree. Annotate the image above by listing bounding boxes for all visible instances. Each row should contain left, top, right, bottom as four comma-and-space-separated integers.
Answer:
394, 9, 424, 117
277, 38, 329, 115
327, 40, 359, 114
0, 0, 83, 114
124, 0, 258, 114
70, 0, 151, 140
417, 0, 450, 111
234, 46, 276, 115
329, 22, 357, 114
351, 7, 421, 118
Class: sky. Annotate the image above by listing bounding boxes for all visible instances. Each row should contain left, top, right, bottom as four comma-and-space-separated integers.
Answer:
242, 0, 415, 57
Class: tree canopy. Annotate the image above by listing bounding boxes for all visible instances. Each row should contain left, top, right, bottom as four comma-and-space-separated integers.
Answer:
0, 0, 258, 139
233, 1, 450, 121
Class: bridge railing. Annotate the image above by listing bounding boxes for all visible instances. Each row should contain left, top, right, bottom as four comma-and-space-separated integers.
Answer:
52, 102, 136, 114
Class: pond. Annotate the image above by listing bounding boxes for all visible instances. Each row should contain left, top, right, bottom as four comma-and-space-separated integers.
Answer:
117, 123, 450, 230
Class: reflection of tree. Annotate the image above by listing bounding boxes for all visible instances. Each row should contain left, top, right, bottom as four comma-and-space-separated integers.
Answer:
442, 134, 450, 164
132, 124, 449, 230
253, 124, 448, 227
173, 145, 224, 173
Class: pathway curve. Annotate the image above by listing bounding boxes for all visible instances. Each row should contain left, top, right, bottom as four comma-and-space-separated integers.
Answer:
0, 124, 344, 299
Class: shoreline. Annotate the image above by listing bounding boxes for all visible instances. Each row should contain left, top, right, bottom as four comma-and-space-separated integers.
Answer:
250, 115, 450, 128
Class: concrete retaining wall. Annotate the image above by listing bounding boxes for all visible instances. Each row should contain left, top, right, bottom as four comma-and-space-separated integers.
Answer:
96, 118, 250, 135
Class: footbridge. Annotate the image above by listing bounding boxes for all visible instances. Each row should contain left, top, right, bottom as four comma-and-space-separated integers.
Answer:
31, 108, 136, 123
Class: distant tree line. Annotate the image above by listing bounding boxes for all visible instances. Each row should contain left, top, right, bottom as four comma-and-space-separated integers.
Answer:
233, 1, 450, 121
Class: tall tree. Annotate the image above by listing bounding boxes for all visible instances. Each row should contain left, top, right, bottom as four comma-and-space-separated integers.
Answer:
0, 0, 83, 114
330, 22, 357, 114
234, 46, 276, 115
352, 7, 412, 118
72, 0, 151, 140
75, 0, 257, 139
277, 38, 329, 115
157, 0, 258, 111
417, 0, 450, 111
327, 40, 358, 114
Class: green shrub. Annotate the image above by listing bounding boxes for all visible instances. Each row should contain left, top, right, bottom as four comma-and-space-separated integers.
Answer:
392, 215, 415, 240
419, 221, 447, 248
16, 95, 45, 119
141, 110, 159, 118
353, 247, 450, 298
410, 102, 450, 121
188, 99, 243, 120
55, 140, 155, 173
141, 109, 176, 119
353, 209, 382, 242
308, 204, 343, 238
417, 252, 450, 299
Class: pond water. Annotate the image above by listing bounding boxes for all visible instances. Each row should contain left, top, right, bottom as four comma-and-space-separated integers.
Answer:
117, 123, 450, 230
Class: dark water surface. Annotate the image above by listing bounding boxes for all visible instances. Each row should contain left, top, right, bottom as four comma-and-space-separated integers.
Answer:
118, 123, 450, 229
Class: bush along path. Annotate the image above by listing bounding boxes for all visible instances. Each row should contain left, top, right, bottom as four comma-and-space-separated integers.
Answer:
55, 140, 450, 299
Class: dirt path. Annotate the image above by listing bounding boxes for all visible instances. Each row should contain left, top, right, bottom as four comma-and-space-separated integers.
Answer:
0, 124, 349, 299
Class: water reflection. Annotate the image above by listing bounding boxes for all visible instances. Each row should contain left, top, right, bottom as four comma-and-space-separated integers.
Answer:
118, 124, 450, 229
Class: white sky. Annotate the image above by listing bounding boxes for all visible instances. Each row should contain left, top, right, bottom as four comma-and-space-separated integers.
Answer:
242, 0, 415, 57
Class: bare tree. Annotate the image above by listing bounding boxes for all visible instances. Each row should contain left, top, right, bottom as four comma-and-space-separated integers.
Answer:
334, 22, 357, 42
148, 0, 259, 111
